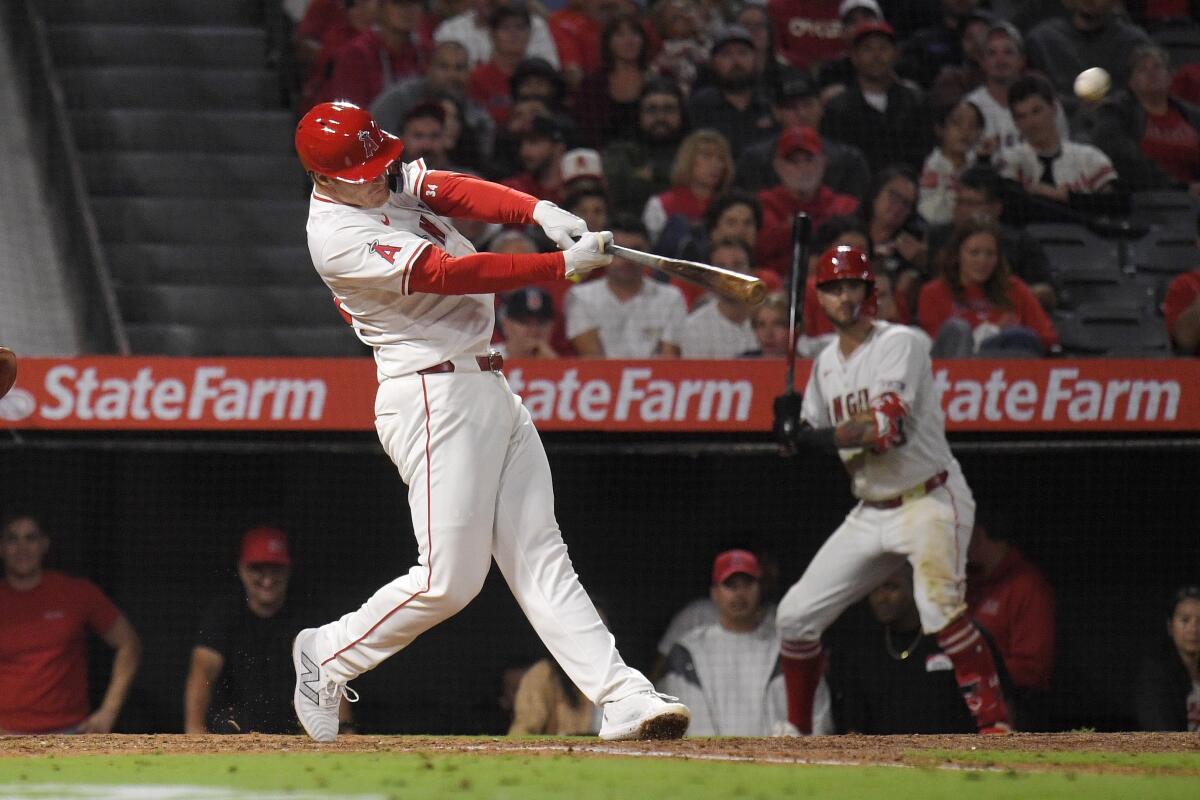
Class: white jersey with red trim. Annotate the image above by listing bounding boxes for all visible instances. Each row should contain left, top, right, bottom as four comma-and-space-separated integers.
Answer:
801, 321, 954, 501
993, 140, 1117, 193
305, 158, 490, 379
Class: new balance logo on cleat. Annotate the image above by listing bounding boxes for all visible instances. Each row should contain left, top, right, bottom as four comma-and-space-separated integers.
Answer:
298, 651, 320, 705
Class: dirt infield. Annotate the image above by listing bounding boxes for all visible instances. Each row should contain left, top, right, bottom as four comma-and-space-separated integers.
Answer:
1, 732, 1197, 771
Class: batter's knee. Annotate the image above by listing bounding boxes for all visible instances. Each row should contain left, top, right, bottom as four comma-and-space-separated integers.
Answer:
776, 596, 823, 644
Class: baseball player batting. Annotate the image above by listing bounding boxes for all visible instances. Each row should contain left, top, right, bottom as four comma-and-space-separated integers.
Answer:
772, 245, 1011, 734
290, 101, 689, 743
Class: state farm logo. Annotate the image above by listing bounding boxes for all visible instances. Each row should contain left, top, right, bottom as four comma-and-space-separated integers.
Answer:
0, 387, 35, 421
30, 365, 327, 423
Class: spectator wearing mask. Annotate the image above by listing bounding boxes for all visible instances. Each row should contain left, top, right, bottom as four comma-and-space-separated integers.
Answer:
1134, 586, 1200, 732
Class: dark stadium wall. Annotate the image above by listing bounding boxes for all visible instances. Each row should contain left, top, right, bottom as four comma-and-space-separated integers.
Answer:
2, 441, 1195, 734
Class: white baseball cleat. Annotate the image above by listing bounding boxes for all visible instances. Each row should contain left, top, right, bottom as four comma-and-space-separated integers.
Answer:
598, 691, 690, 741
770, 720, 802, 737
292, 628, 356, 742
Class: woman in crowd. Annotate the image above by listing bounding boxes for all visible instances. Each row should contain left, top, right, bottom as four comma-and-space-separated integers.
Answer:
573, 14, 651, 148
642, 129, 734, 246
860, 165, 928, 308
1134, 586, 1200, 732
917, 217, 1057, 357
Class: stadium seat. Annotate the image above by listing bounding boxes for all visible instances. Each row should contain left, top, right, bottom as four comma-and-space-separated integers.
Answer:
1153, 23, 1200, 68
107, 244, 314, 287
1052, 304, 1173, 357
1127, 226, 1199, 275
1129, 190, 1200, 227
1054, 271, 1157, 313
125, 324, 368, 357
117, 285, 343, 326
1025, 223, 1121, 282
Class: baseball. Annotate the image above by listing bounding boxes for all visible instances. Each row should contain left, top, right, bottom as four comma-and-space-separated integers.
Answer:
1074, 67, 1111, 102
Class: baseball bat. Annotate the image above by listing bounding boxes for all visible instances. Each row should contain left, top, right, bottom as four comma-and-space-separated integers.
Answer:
608, 244, 766, 306
0, 347, 17, 400
785, 213, 812, 393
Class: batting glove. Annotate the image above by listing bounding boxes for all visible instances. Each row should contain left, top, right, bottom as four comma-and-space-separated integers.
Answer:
563, 231, 613, 279
533, 200, 588, 250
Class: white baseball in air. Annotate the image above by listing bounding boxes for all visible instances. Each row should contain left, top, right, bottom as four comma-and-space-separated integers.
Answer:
1073, 67, 1111, 102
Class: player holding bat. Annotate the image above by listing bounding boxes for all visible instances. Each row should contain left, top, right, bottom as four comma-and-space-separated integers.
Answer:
772, 244, 1012, 735
290, 101, 689, 743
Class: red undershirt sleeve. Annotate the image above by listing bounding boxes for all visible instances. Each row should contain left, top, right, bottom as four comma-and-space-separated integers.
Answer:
410, 168, 540, 225
407, 246, 566, 295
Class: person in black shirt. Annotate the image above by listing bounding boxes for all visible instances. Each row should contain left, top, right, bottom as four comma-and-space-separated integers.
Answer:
184, 527, 346, 734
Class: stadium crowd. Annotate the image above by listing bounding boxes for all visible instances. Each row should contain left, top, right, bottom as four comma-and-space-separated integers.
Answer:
287, 0, 1199, 358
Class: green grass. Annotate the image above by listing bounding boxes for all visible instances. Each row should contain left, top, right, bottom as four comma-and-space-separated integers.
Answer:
0, 752, 1197, 800
919, 748, 1200, 772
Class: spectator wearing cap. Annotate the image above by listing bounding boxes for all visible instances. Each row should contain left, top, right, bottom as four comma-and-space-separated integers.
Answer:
566, 215, 688, 358
372, 41, 495, 167
814, 0, 883, 92
603, 80, 689, 222
490, 230, 575, 354
434, 0, 560, 69
821, 20, 933, 173
895, 0, 983, 90
0, 512, 142, 735
738, 68, 872, 198
1025, 0, 1151, 117
496, 287, 560, 359
687, 25, 775, 159
678, 240, 762, 357
756, 126, 860, 273
642, 129, 734, 246
468, 7, 538, 126
324, 0, 430, 108
501, 114, 569, 205
963, 22, 1070, 155
185, 527, 345, 735
657, 550, 831, 736
768, 0, 849, 72
572, 13, 651, 149
562, 153, 609, 230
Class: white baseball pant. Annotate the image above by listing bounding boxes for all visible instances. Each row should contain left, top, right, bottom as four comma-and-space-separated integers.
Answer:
310, 361, 652, 705
777, 465, 976, 641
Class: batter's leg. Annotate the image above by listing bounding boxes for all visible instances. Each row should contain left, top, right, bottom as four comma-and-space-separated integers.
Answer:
776, 509, 905, 732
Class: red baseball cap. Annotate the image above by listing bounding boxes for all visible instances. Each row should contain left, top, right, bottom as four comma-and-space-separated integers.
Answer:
712, 549, 762, 585
776, 125, 823, 159
850, 20, 896, 46
239, 526, 291, 566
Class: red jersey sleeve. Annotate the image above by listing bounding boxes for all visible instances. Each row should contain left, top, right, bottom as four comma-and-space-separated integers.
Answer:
408, 166, 540, 225
407, 247, 565, 295
1008, 276, 1058, 349
917, 279, 955, 339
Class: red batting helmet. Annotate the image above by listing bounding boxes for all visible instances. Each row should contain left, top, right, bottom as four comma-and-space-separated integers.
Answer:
814, 244, 877, 319
295, 101, 404, 183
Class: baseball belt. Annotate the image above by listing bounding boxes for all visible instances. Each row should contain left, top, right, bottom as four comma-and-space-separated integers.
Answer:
861, 470, 949, 510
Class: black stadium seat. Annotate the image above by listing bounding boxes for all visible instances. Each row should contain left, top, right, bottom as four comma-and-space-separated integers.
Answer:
1053, 304, 1173, 357
1127, 226, 1199, 275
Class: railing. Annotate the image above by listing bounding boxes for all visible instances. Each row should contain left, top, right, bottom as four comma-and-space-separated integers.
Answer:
3, 0, 129, 354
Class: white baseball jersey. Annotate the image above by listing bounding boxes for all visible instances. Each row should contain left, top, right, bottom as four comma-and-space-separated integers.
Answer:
679, 302, 759, 358
306, 159, 495, 379
655, 597, 778, 657
565, 279, 688, 357
802, 321, 953, 502
917, 148, 968, 226
994, 140, 1117, 193
433, 10, 560, 67
965, 86, 1071, 151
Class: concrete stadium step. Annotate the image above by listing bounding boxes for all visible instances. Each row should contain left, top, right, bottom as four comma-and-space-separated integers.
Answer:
126, 323, 367, 357
83, 153, 305, 198
48, 24, 266, 69
38, 0, 256, 26
73, 110, 294, 153
93, 198, 308, 245
107, 244, 315, 286
58, 67, 280, 110
117, 284, 342, 326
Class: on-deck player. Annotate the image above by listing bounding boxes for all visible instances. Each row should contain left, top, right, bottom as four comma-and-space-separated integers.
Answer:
772, 245, 1011, 734
290, 101, 689, 742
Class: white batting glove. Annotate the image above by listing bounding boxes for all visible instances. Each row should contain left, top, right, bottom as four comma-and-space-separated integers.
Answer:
533, 200, 588, 250
563, 231, 613, 279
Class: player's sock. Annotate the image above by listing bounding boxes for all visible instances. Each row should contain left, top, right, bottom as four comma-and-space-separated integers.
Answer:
780, 639, 823, 734
936, 615, 1011, 731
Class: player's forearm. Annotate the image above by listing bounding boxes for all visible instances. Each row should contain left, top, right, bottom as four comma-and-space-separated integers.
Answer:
408, 248, 564, 294
99, 639, 141, 718
183, 674, 213, 734
416, 171, 538, 225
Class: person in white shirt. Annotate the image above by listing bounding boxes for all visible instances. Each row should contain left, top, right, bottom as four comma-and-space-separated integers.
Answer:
566, 217, 688, 358
994, 74, 1117, 200
679, 241, 761, 358
658, 550, 833, 736
771, 244, 1012, 736
917, 99, 984, 225
965, 22, 1070, 153
434, 0, 560, 68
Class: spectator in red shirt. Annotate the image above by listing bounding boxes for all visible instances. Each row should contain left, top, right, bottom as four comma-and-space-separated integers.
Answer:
324, 0, 429, 108
548, 0, 615, 88
501, 114, 568, 205
1163, 220, 1200, 355
966, 509, 1056, 728
917, 217, 1058, 356
642, 129, 734, 246
468, 4, 534, 126
297, 0, 381, 111
0, 513, 141, 735
756, 126, 860, 273
768, 0, 846, 72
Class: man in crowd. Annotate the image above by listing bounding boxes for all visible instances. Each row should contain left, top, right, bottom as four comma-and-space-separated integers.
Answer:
604, 80, 688, 216
502, 115, 568, 206
897, 0, 983, 89
688, 25, 775, 159
496, 287, 560, 359
0, 513, 142, 734
566, 216, 687, 358
435, 0, 560, 68
679, 240, 761, 358
324, 0, 427, 108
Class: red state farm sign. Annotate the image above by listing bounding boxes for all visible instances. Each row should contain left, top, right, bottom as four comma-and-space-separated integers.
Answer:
0, 357, 1196, 432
